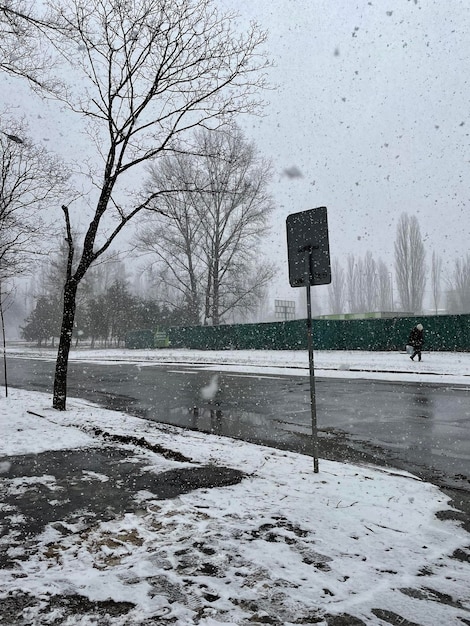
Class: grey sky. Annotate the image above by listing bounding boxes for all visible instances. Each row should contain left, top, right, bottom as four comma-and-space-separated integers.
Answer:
219, 0, 470, 301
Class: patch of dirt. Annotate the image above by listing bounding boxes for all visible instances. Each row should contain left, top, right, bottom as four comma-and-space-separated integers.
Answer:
323, 614, 367, 626
0, 446, 245, 569
370, 609, 422, 626
85, 427, 192, 462
0, 592, 135, 626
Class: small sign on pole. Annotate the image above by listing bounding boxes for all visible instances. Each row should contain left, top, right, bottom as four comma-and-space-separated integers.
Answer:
286, 207, 331, 473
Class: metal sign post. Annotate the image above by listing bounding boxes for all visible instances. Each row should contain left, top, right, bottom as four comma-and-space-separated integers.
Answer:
304, 247, 319, 472
286, 207, 331, 473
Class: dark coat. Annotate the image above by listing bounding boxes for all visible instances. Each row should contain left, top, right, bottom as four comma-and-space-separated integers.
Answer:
408, 326, 424, 348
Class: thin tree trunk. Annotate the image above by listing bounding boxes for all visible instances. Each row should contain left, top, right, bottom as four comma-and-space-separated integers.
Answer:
212, 242, 220, 326
0, 284, 8, 398
52, 279, 78, 410
204, 265, 213, 325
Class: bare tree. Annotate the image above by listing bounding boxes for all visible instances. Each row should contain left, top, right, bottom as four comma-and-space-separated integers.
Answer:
430, 250, 442, 314
0, 116, 66, 282
1, 0, 269, 409
338, 254, 393, 315
197, 126, 275, 325
362, 251, 378, 312
135, 125, 276, 325
394, 213, 426, 313
446, 254, 470, 313
346, 252, 378, 313
0, 1, 60, 88
0, 115, 66, 394
135, 150, 205, 325
327, 259, 345, 314
346, 254, 359, 313
377, 260, 393, 311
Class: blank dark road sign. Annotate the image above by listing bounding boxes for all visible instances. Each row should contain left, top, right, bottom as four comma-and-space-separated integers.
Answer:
286, 207, 331, 287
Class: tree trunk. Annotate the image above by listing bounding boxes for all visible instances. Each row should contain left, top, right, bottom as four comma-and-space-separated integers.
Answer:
212, 284, 219, 326
212, 249, 220, 326
0, 286, 8, 398
52, 279, 78, 410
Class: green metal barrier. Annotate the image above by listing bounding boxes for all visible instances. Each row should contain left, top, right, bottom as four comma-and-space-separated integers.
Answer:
125, 329, 155, 349
166, 314, 470, 352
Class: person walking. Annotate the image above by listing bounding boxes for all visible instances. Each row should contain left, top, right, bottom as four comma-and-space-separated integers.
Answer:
408, 323, 424, 361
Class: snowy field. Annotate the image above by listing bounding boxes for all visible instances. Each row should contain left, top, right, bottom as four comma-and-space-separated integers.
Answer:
1, 347, 469, 624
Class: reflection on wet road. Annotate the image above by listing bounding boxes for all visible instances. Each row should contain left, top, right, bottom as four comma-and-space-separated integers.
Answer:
6, 357, 470, 490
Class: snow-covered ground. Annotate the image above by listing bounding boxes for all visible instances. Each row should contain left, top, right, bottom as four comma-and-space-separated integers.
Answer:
7, 345, 470, 386
1, 347, 469, 624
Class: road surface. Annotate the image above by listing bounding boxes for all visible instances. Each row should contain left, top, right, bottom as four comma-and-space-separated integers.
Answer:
5, 357, 470, 494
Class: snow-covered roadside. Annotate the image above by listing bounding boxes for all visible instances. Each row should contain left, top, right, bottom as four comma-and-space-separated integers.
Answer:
1, 388, 469, 625
7, 346, 470, 386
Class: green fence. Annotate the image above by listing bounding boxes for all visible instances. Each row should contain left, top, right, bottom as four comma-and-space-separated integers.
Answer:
125, 327, 170, 349
125, 329, 156, 349
165, 313, 470, 352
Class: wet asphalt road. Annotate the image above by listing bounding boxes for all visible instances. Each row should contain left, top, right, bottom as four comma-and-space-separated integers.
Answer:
5, 357, 470, 494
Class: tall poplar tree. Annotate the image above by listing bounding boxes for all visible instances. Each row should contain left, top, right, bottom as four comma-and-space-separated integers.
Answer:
394, 213, 426, 313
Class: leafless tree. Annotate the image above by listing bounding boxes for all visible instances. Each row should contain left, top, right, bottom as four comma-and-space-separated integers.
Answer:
0, 0, 269, 409
394, 213, 426, 313
0, 115, 66, 394
446, 254, 470, 313
430, 250, 442, 314
346, 252, 378, 313
135, 125, 276, 325
327, 259, 345, 314
377, 260, 393, 311
336, 254, 392, 315
346, 255, 359, 313
0, 1, 60, 89
0, 116, 66, 283
134, 149, 205, 325
362, 251, 378, 311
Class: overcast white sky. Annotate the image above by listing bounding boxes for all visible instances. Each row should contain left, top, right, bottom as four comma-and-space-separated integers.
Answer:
219, 0, 470, 302
2, 0, 469, 309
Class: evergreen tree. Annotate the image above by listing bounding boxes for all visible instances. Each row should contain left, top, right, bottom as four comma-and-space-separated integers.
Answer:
21, 296, 60, 346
